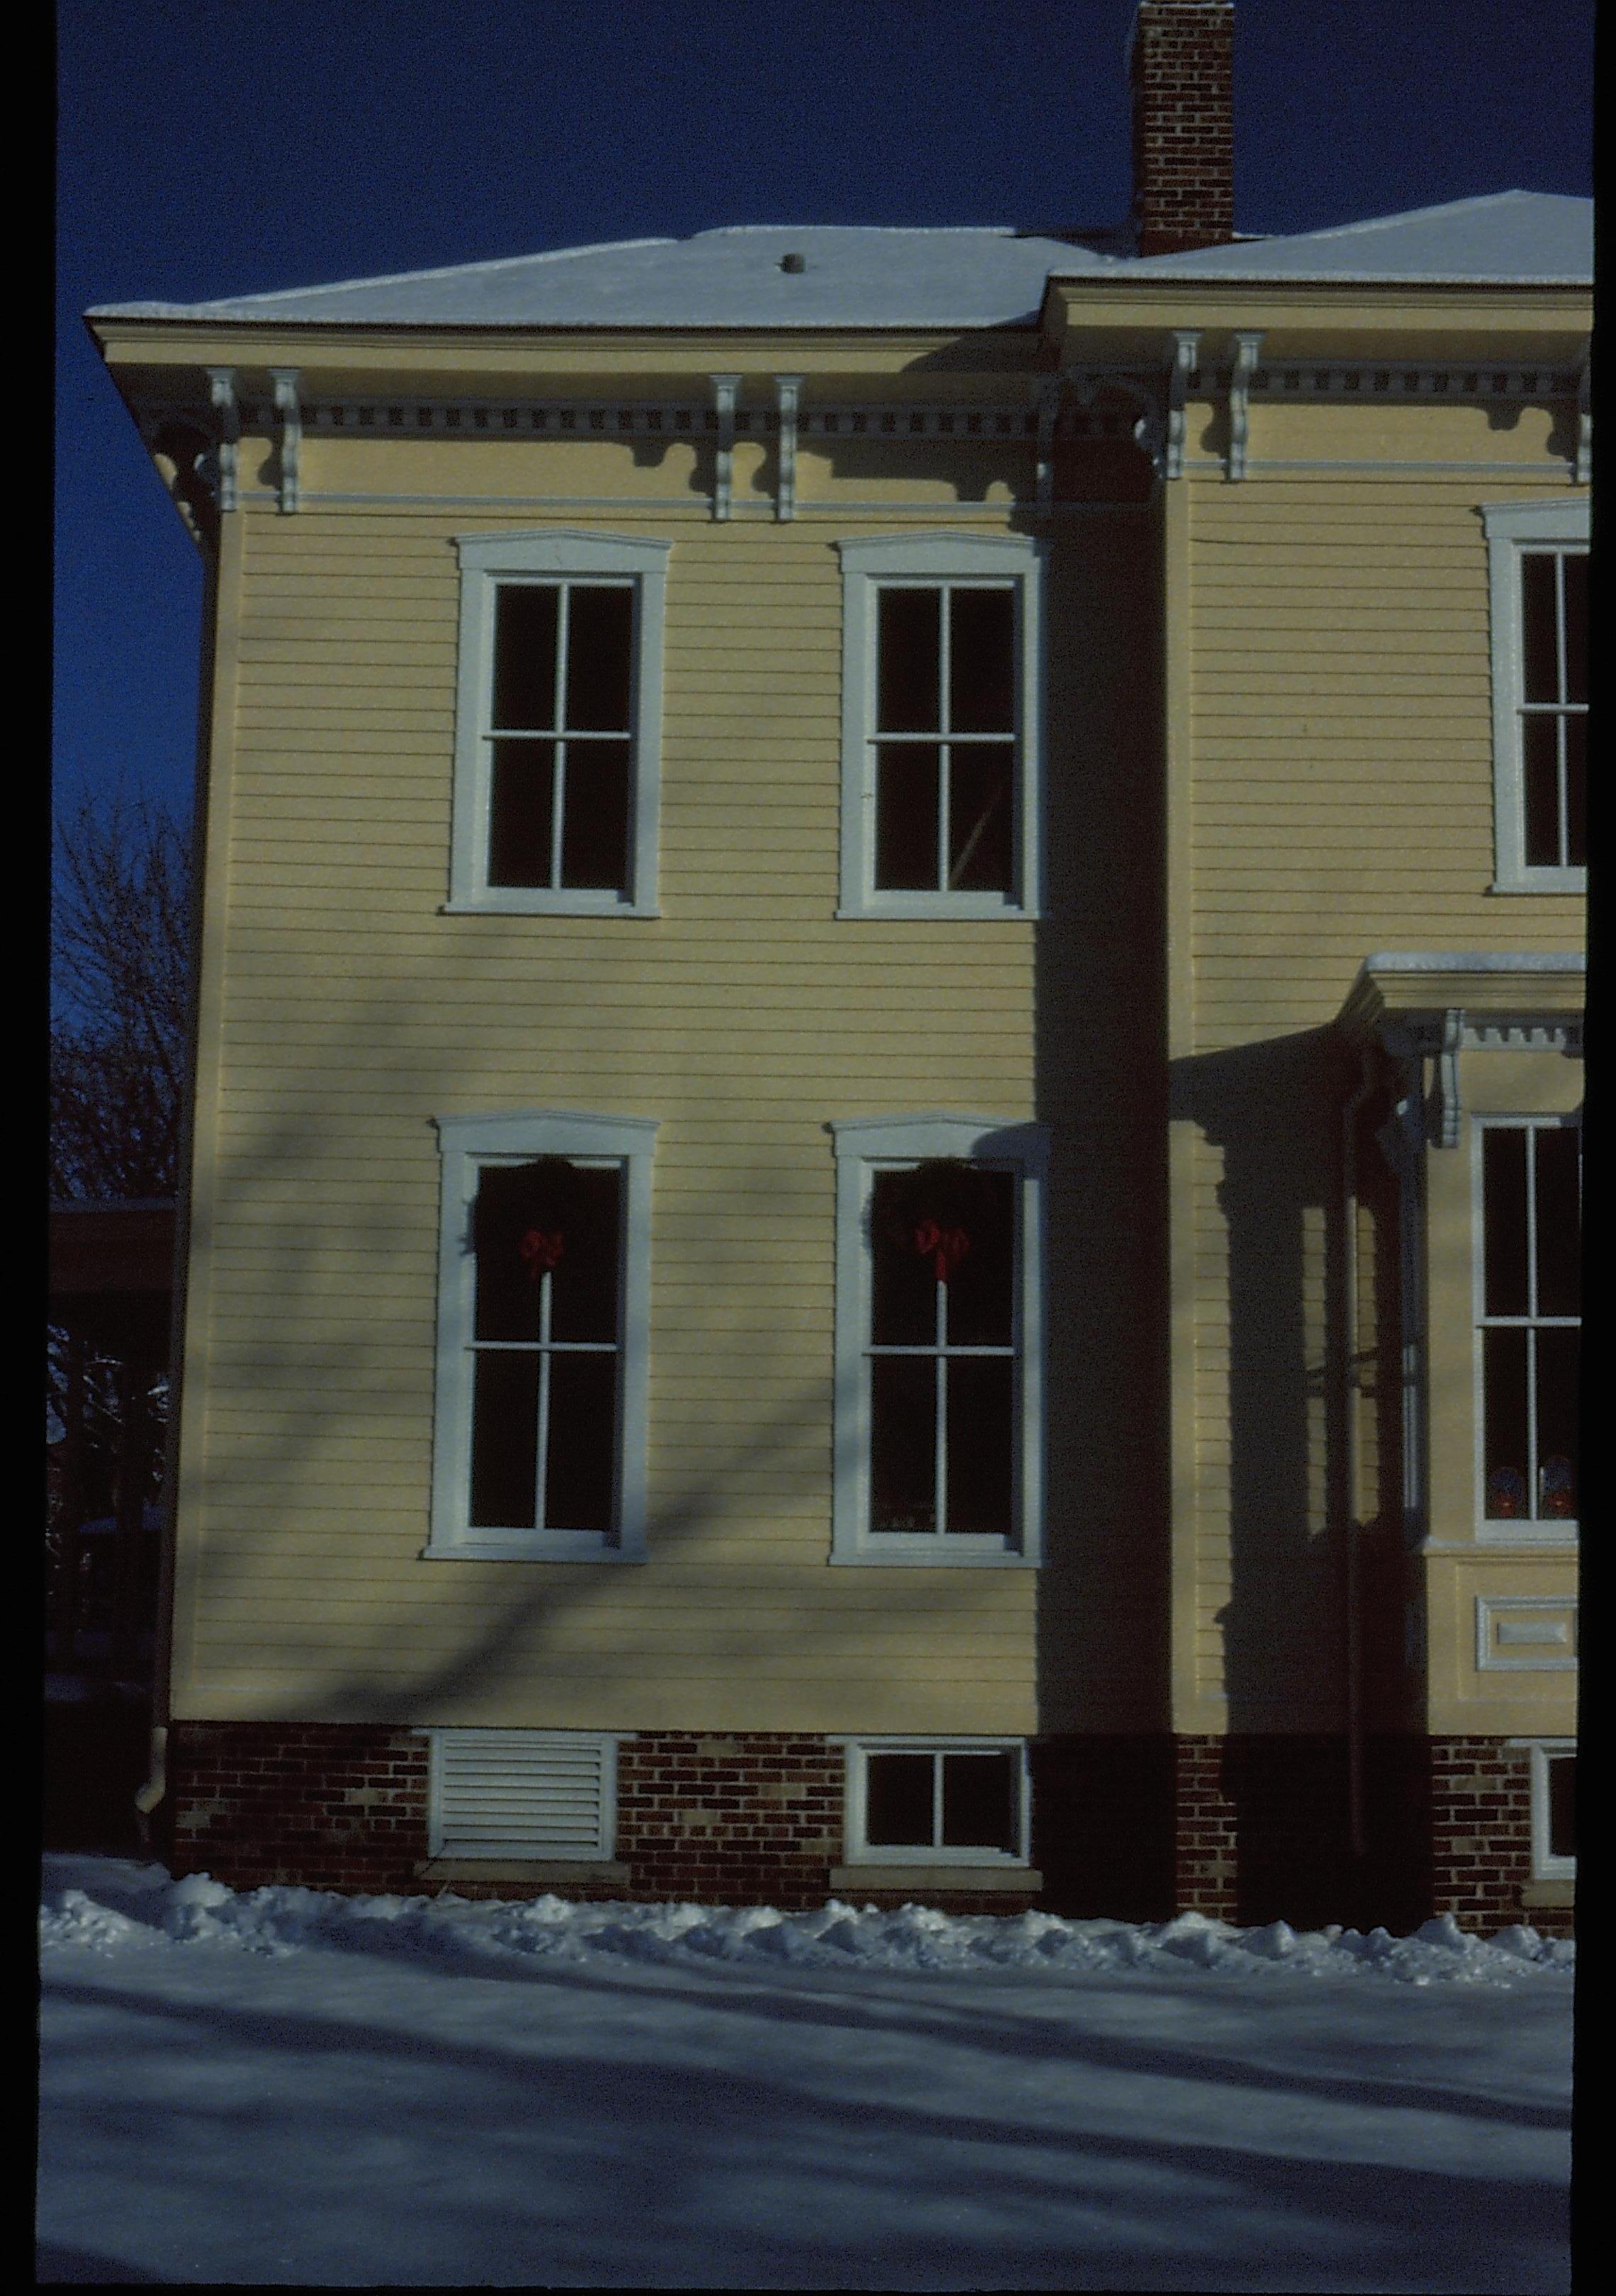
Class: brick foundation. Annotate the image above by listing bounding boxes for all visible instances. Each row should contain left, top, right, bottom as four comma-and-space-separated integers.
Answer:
615, 1732, 841, 1907
169, 1722, 430, 1891
1429, 1735, 1571, 1940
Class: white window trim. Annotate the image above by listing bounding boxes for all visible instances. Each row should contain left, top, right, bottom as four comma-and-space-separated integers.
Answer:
1507, 1738, 1576, 1883
449, 530, 670, 916
841, 1737, 1033, 1867
836, 533, 1045, 919
1471, 1113, 1580, 1546
1481, 499, 1588, 895
427, 1729, 618, 1860
427, 1108, 656, 1560
831, 1113, 1048, 1565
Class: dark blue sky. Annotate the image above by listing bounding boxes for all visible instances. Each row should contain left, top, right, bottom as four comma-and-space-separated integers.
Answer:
57, 0, 1594, 823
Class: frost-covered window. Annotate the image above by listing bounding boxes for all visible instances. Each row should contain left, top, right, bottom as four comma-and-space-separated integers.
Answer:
430, 1111, 656, 1560
831, 1117, 1047, 1565
837, 535, 1044, 918
1476, 1118, 1580, 1533
449, 532, 669, 915
845, 1740, 1031, 1866
1482, 500, 1588, 894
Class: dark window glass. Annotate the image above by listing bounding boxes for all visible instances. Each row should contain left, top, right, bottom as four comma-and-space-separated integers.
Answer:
946, 1358, 1014, 1534
1534, 1128, 1581, 1318
471, 1351, 539, 1529
948, 745, 1015, 893
1520, 554, 1560, 704
547, 1166, 622, 1343
943, 1169, 1014, 1347
545, 1353, 617, 1532
493, 585, 559, 731
877, 590, 941, 732
865, 1753, 934, 1847
871, 1172, 940, 1346
564, 587, 634, 731
941, 1752, 1017, 1852
1535, 1327, 1579, 1518
1483, 1327, 1529, 1517
1521, 716, 1561, 870
488, 741, 555, 888
474, 1164, 551, 1343
1561, 556, 1587, 705
1483, 1130, 1530, 1317
1547, 1755, 1576, 1861
1564, 714, 1586, 867
560, 744, 632, 891
871, 1356, 936, 1532
948, 589, 1015, 733
876, 745, 940, 889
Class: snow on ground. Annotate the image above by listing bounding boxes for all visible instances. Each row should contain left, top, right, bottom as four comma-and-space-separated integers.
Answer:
38, 1855, 1572, 2290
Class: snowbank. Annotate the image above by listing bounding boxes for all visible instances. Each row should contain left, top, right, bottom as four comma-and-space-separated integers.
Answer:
40, 1857, 1573, 1985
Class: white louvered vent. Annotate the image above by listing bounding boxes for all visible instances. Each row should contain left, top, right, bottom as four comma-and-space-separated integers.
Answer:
429, 1730, 616, 1860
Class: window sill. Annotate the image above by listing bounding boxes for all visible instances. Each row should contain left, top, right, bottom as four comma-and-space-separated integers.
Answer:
441, 898, 661, 918
1488, 875, 1587, 896
416, 1859, 629, 1885
421, 1538, 644, 1563
835, 901, 1039, 923
831, 1545, 1038, 1568
831, 1864, 1041, 1893
1521, 1879, 1574, 1909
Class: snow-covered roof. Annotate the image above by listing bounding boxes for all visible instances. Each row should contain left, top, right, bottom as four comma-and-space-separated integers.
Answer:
89, 194, 1589, 334
1118, 192, 1590, 284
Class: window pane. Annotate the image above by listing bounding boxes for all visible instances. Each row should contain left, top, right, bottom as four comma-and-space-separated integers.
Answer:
473, 1164, 550, 1342
1564, 713, 1586, 868
865, 1753, 934, 1847
947, 745, 1014, 893
1561, 556, 1587, 705
877, 590, 941, 733
470, 1351, 539, 1529
945, 1356, 1014, 1534
1534, 1127, 1581, 1317
941, 1752, 1017, 1852
544, 1353, 617, 1533
559, 743, 631, 891
943, 1169, 1014, 1346
549, 1165, 622, 1343
1520, 554, 1560, 704
1521, 716, 1561, 870
1534, 1327, 1578, 1519
1482, 1327, 1529, 1519
871, 1171, 940, 1346
1482, 1130, 1529, 1317
1547, 1755, 1576, 1861
488, 741, 556, 888
948, 589, 1015, 734
563, 587, 634, 733
871, 1356, 936, 1532
875, 745, 941, 889
493, 585, 559, 731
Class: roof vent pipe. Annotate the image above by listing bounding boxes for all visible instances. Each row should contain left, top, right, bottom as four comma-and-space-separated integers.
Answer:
1129, 0, 1236, 257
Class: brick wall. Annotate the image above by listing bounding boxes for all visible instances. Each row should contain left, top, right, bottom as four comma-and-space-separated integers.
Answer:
615, 1731, 843, 1906
169, 1722, 429, 1891
1033, 1737, 1175, 1921
1130, 0, 1235, 257
1429, 1735, 1570, 1939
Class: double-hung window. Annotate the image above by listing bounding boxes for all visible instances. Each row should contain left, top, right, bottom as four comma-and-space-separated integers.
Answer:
837, 535, 1044, 917
1482, 500, 1588, 892
449, 531, 670, 913
831, 1115, 1047, 1563
429, 1110, 656, 1560
1475, 1116, 1580, 1536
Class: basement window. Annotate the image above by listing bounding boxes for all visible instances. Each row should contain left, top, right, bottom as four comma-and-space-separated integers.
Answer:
836, 534, 1045, 918
846, 1740, 1031, 1865
449, 531, 670, 915
1517, 1740, 1576, 1882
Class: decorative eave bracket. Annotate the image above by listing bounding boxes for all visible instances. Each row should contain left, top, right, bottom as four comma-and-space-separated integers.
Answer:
1165, 330, 1201, 480
774, 374, 802, 522
205, 366, 239, 513
1228, 330, 1263, 481
1576, 345, 1591, 485
269, 366, 302, 514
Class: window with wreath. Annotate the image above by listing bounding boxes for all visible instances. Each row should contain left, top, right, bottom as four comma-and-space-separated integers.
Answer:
1482, 500, 1588, 892
449, 532, 670, 914
1476, 1118, 1580, 1533
831, 1116, 1046, 1563
836, 535, 1044, 918
429, 1111, 655, 1560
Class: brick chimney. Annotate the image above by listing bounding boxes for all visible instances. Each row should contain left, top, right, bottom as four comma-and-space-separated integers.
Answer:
1130, 0, 1235, 257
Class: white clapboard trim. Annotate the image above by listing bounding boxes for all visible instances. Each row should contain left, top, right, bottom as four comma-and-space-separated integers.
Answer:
428, 1729, 616, 1859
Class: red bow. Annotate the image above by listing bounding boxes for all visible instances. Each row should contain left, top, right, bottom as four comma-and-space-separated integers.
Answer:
519, 1228, 566, 1279
914, 1220, 970, 1281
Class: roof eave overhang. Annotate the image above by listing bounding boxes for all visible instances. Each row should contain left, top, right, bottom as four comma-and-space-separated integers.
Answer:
1338, 952, 1586, 1046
